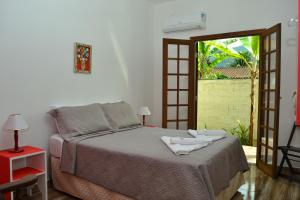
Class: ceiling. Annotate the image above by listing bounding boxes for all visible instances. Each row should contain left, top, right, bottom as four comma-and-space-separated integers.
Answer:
147, 0, 175, 4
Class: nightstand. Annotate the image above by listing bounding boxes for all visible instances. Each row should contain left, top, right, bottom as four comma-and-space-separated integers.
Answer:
0, 146, 47, 200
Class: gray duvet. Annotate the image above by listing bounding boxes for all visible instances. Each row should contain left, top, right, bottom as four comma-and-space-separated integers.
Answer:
61, 126, 248, 200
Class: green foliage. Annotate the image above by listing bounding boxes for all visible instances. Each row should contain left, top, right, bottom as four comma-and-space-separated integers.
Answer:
197, 41, 229, 79
230, 120, 250, 145
228, 51, 253, 68
202, 71, 229, 80
202, 36, 260, 145
204, 36, 260, 70
206, 41, 244, 59
197, 36, 260, 80
240, 36, 260, 60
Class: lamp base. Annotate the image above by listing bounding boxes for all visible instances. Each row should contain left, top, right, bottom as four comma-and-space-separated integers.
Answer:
9, 130, 23, 153
9, 148, 24, 153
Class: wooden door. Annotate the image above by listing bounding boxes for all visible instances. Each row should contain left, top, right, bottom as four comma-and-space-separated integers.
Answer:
256, 24, 281, 177
162, 39, 195, 129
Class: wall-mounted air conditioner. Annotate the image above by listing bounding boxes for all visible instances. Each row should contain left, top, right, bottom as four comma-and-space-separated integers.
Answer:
163, 12, 207, 33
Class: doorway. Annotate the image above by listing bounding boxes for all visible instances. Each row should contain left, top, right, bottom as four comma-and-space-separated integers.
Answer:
195, 35, 260, 164
162, 24, 281, 177
195, 36, 260, 149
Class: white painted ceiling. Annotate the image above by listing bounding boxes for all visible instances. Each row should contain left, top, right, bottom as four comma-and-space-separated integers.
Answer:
147, 0, 175, 4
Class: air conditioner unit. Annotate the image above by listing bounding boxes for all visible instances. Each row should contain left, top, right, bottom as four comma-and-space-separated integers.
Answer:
163, 12, 207, 33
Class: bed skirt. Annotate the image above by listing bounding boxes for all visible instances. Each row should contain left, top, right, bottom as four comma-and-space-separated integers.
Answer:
51, 156, 245, 200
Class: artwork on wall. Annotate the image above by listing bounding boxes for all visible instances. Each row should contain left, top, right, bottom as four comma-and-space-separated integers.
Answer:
74, 43, 92, 74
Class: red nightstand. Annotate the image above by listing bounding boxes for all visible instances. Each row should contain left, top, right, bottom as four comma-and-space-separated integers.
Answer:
0, 146, 47, 200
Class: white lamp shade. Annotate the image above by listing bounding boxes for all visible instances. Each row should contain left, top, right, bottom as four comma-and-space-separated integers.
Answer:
3, 114, 29, 131
139, 107, 151, 116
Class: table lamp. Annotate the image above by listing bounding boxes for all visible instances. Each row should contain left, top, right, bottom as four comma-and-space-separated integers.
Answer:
139, 107, 151, 125
3, 114, 29, 153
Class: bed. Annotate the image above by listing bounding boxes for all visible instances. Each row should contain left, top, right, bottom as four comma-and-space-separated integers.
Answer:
48, 102, 249, 200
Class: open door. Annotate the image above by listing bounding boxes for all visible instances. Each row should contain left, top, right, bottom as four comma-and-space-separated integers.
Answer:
256, 24, 281, 177
162, 39, 195, 129
162, 25, 281, 177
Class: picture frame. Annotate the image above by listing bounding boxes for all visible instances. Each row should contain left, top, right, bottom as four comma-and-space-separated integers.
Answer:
74, 43, 92, 74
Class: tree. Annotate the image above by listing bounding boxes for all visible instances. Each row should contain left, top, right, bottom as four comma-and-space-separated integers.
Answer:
197, 42, 229, 79
206, 36, 260, 145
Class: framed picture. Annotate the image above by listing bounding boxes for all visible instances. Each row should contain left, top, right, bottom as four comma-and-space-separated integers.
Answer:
74, 43, 92, 74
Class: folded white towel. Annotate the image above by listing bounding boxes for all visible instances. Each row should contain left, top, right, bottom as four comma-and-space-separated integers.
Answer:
161, 136, 208, 155
188, 129, 226, 142
170, 137, 209, 145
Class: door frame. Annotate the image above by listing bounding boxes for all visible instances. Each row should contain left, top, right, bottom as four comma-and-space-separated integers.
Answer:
190, 28, 266, 146
190, 29, 266, 41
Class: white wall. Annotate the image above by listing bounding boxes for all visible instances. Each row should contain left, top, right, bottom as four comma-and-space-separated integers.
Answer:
152, 0, 299, 148
0, 0, 154, 150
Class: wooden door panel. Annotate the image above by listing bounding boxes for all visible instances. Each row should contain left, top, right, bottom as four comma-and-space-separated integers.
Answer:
162, 39, 195, 130
257, 23, 281, 177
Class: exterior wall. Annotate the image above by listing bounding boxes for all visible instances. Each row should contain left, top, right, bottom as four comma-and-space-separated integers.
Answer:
197, 79, 259, 141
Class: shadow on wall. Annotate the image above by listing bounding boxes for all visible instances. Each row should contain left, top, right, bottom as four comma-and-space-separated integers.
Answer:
0, 128, 14, 150
108, 21, 129, 88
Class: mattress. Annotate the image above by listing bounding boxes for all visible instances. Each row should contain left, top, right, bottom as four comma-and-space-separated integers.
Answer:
50, 134, 63, 158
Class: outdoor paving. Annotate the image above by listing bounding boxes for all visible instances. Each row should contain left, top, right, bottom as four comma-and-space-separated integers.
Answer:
243, 145, 257, 164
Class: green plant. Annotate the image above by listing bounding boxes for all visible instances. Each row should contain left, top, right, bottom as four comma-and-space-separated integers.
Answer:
205, 36, 260, 145
197, 41, 230, 79
203, 71, 229, 80
230, 120, 250, 145
227, 51, 253, 68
